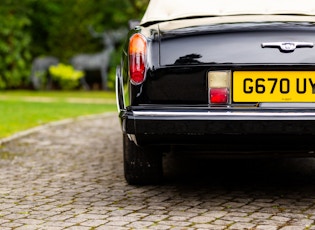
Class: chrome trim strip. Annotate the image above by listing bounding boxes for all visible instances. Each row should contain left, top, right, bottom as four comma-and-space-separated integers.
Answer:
133, 111, 315, 120
115, 66, 126, 112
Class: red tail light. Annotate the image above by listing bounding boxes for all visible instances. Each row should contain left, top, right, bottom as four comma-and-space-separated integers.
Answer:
210, 88, 229, 104
129, 33, 147, 85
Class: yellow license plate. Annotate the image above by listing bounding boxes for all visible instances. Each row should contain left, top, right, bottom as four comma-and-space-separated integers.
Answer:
233, 71, 315, 102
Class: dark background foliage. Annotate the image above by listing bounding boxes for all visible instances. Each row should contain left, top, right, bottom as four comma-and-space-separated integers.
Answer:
0, 0, 149, 90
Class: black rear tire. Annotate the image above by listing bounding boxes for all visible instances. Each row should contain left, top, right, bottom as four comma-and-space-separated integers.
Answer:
123, 134, 163, 185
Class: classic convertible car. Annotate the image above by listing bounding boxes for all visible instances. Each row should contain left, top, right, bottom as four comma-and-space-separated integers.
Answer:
116, 0, 315, 184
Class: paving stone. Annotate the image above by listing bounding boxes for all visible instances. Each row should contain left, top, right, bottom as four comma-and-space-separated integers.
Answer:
105, 220, 130, 227
80, 219, 109, 227
96, 226, 128, 230
15, 218, 45, 225
212, 219, 235, 226
289, 219, 314, 226
147, 225, 172, 230
194, 224, 226, 230
158, 220, 191, 227
142, 214, 168, 222
222, 216, 253, 223
250, 212, 273, 219
66, 226, 91, 230
189, 215, 216, 224
203, 210, 227, 218
1, 222, 23, 228
126, 221, 155, 228
229, 222, 256, 229
271, 215, 291, 222
255, 225, 278, 230
278, 226, 306, 230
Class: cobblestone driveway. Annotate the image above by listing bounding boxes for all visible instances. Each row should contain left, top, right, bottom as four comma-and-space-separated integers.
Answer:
1, 113, 315, 230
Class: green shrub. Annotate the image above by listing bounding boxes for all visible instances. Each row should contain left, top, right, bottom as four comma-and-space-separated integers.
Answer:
49, 64, 84, 90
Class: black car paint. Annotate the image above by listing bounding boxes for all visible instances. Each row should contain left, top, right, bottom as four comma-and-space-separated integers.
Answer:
123, 21, 315, 105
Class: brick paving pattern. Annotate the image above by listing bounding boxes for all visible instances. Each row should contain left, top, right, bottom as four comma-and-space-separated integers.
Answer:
0, 114, 315, 229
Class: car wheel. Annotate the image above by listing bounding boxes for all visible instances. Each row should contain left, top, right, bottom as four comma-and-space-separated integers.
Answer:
123, 134, 163, 185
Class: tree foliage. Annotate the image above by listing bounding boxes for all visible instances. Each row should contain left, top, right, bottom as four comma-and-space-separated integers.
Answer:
0, 0, 32, 89
0, 0, 149, 89
28, 0, 149, 62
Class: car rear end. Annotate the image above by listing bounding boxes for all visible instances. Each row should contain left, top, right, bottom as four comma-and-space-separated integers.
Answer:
118, 18, 315, 154
116, 0, 315, 184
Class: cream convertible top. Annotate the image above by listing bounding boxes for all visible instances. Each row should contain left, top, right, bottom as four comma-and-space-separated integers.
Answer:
141, 0, 315, 25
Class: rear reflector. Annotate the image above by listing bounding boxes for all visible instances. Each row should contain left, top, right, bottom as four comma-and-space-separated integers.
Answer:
129, 33, 147, 85
210, 88, 229, 104
208, 71, 231, 104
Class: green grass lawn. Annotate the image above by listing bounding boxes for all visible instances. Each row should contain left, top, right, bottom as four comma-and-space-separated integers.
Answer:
0, 90, 117, 139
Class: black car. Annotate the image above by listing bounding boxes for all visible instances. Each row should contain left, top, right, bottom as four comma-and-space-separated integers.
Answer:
116, 0, 315, 185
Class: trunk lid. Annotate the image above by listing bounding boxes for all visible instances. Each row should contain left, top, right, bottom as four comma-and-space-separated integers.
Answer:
158, 21, 315, 66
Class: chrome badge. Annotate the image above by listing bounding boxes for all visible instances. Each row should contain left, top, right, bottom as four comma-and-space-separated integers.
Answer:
261, 42, 314, 52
